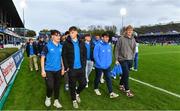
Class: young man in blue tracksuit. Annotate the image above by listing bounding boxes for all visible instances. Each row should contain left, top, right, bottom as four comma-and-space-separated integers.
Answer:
41, 30, 64, 109
93, 33, 119, 98
93, 34, 101, 45
93, 34, 105, 84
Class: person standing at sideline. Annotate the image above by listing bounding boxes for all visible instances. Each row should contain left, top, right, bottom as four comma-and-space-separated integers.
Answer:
131, 42, 139, 72
133, 34, 139, 71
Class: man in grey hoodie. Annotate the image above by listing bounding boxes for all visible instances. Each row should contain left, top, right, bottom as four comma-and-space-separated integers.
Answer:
115, 25, 136, 97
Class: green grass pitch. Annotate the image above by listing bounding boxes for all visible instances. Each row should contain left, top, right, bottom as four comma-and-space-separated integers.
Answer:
3, 45, 180, 110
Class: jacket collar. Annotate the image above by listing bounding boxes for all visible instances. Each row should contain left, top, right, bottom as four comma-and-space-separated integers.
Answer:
67, 35, 82, 44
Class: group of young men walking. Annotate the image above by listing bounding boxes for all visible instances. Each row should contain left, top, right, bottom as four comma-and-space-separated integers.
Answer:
26, 25, 137, 109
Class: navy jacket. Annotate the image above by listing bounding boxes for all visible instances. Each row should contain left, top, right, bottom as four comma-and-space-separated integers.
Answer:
26, 42, 38, 57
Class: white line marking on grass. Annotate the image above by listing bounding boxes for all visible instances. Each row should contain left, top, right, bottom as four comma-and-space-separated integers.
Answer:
130, 77, 180, 98
139, 51, 180, 55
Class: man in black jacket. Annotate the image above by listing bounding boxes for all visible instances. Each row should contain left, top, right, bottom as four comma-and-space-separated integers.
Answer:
38, 37, 46, 56
26, 38, 39, 71
62, 26, 87, 109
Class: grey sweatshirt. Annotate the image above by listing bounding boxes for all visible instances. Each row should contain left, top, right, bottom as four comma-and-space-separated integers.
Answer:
115, 35, 136, 61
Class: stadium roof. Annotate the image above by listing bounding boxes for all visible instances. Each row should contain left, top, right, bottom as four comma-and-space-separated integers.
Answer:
0, 0, 24, 28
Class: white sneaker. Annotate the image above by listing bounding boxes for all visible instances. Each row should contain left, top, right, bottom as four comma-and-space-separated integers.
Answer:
100, 78, 105, 84
94, 89, 101, 96
45, 96, 51, 107
134, 69, 138, 72
65, 84, 69, 91
110, 92, 119, 98
130, 67, 134, 71
73, 100, 79, 109
112, 76, 116, 79
76, 94, 81, 103
53, 99, 62, 108
86, 83, 88, 88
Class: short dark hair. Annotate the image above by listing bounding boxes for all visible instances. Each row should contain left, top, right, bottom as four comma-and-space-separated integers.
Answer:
65, 31, 70, 35
84, 33, 91, 38
69, 26, 78, 32
102, 33, 109, 37
50, 30, 61, 36
29, 38, 33, 41
95, 34, 100, 36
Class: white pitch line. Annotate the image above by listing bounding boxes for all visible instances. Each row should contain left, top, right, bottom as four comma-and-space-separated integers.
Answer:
130, 77, 180, 99
139, 51, 180, 55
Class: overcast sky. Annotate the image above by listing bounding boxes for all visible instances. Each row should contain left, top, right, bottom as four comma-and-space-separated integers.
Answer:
13, 0, 180, 33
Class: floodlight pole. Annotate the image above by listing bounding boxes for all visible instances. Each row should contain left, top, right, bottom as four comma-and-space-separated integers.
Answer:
23, 8, 25, 37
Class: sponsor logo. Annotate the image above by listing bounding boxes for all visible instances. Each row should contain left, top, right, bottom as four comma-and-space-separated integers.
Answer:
1, 61, 15, 77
